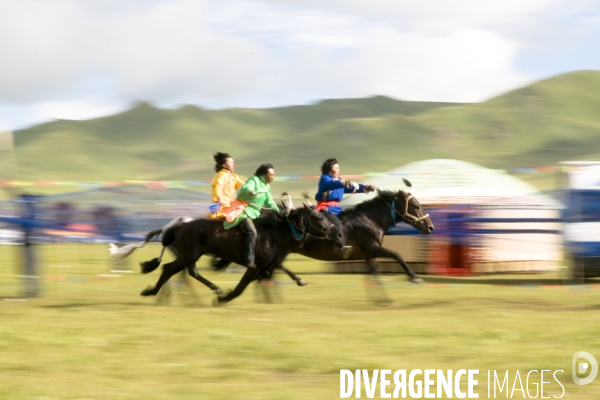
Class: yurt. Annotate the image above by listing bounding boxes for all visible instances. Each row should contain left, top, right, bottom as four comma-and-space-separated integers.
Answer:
339, 159, 563, 275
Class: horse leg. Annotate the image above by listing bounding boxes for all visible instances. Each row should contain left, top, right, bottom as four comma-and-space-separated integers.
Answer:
367, 246, 422, 283
210, 256, 232, 270
140, 257, 192, 296
365, 258, 393, 305
367, 258, 383, 285
155, 279, 173, 306
214, 267, 259, 305
255, 267, 289, 303
187, 264, 223, 295
155, 270, 198, 306
278, 264, 307, 286
175, 269, 203, 306
255, 272, 276, 303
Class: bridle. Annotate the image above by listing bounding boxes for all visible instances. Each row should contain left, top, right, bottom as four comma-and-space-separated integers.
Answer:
385, 193, 430, 228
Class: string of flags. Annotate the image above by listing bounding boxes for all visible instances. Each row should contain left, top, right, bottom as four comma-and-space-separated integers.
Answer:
0, 166, 569, 188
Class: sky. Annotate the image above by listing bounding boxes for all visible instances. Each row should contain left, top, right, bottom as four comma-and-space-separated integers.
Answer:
0, 0, 599, 131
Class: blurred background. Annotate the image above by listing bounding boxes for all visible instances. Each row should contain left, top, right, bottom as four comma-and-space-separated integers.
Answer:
1, 1, 600, 399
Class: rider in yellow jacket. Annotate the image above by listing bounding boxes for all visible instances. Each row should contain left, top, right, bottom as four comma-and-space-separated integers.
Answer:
208, 152, 245, 220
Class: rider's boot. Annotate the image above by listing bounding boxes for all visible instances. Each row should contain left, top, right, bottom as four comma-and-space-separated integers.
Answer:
242, 220, 257, 268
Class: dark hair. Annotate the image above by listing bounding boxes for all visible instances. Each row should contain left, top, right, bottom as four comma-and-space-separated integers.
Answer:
213, 152, 232, 172
321, 158, 338, 175
255, 163, 274, 177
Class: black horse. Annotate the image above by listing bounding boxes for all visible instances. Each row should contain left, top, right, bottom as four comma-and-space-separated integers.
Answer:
214, 189, 434, 285
296, 189, 433, 281
137, 205, 339, 304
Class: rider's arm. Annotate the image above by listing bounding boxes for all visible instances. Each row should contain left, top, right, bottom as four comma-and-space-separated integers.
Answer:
264, 189, 280, 212
213, 171, 231, 207
319, 175, 345, 191
233, 173, 245, 190
343, 182, 368, 194
321, 174, 367, 194
238, 176, 257, 200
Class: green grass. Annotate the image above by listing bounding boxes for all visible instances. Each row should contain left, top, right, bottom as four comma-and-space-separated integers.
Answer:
1, 244, 599, 399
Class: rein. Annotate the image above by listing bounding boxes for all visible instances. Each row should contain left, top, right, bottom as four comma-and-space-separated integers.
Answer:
384, 194, 430, 229
288, 216, 307, 241
287, 212, 331, 242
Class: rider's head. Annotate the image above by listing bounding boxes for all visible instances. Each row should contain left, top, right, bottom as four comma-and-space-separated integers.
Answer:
213, 152, 234, 173
255, 163, 275, 184
321, 158, 339, 177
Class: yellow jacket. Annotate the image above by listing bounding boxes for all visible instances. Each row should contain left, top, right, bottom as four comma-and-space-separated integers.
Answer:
209, 170, 245, 219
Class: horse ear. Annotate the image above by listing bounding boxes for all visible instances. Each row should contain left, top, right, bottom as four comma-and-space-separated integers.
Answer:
402, 178, 412, 188
281, 192, 294, 211
302, 203, 317, 213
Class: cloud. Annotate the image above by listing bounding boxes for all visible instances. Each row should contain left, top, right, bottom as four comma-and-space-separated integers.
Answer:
0, 0, 598, 129
349, 29, 527, 102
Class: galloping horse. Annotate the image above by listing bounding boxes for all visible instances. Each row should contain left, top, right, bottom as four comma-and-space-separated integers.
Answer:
214, 187, 434, 284
134, 205, 339, 304
296, 188, 433, 281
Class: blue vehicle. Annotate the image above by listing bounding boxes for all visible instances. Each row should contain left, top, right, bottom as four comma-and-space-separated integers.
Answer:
562, 162, 600, 278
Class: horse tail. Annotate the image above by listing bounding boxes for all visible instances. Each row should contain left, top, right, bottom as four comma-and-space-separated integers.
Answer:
161, 225, 178, 248
144, 228, 163, 243
140, 224, 182, 274
140, 257, 162, 274
211, 257, 232, 272
109, 228, 164, 265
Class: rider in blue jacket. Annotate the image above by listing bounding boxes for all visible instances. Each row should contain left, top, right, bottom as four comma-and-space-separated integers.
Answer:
315, 158, 375, 257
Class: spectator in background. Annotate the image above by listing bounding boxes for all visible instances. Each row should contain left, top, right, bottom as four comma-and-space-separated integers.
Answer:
20, 194, 40, 297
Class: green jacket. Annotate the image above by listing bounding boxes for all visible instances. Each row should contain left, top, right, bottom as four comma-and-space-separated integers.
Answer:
223, 175, 279, 229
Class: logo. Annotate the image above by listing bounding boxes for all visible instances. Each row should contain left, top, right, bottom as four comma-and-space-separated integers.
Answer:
572, 351, 598, 386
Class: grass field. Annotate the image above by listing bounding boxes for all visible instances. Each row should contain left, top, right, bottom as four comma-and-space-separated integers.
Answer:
1, 243, 600, 399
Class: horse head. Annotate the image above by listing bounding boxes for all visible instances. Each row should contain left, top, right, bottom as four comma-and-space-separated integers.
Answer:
391, 187, 434, 235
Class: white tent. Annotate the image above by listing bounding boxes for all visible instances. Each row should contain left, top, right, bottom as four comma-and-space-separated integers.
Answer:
337, 159, 562, 274
342, 159, 559, 207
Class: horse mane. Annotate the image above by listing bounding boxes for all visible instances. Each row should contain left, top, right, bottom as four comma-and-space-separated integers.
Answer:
254, 208, 293, 229
339, 190, 399, 217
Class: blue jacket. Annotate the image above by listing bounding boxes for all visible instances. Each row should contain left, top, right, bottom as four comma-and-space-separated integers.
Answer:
315, 174, 367, 215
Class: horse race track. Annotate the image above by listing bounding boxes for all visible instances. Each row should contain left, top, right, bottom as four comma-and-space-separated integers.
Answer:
1, 244, 599, 399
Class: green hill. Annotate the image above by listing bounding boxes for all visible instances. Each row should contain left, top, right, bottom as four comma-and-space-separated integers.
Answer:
3, 70, 600, 195
3, 96, 458, 182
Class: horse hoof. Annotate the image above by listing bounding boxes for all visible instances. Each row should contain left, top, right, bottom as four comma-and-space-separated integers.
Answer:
296, 278, 308, 287
410, 277, 424, 284
214, 288, 223, 295
140, 286, 154, 296
212, 296, 226, 307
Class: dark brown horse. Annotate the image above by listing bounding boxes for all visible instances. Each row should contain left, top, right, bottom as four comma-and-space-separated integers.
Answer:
136, 205, 339, 304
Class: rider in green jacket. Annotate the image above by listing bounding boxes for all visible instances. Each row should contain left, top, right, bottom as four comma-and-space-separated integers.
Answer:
223, 163, 279, 268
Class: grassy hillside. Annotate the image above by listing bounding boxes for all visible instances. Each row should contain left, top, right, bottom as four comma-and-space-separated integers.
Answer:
2, 96, 458, 184
3, 70, 600, 195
